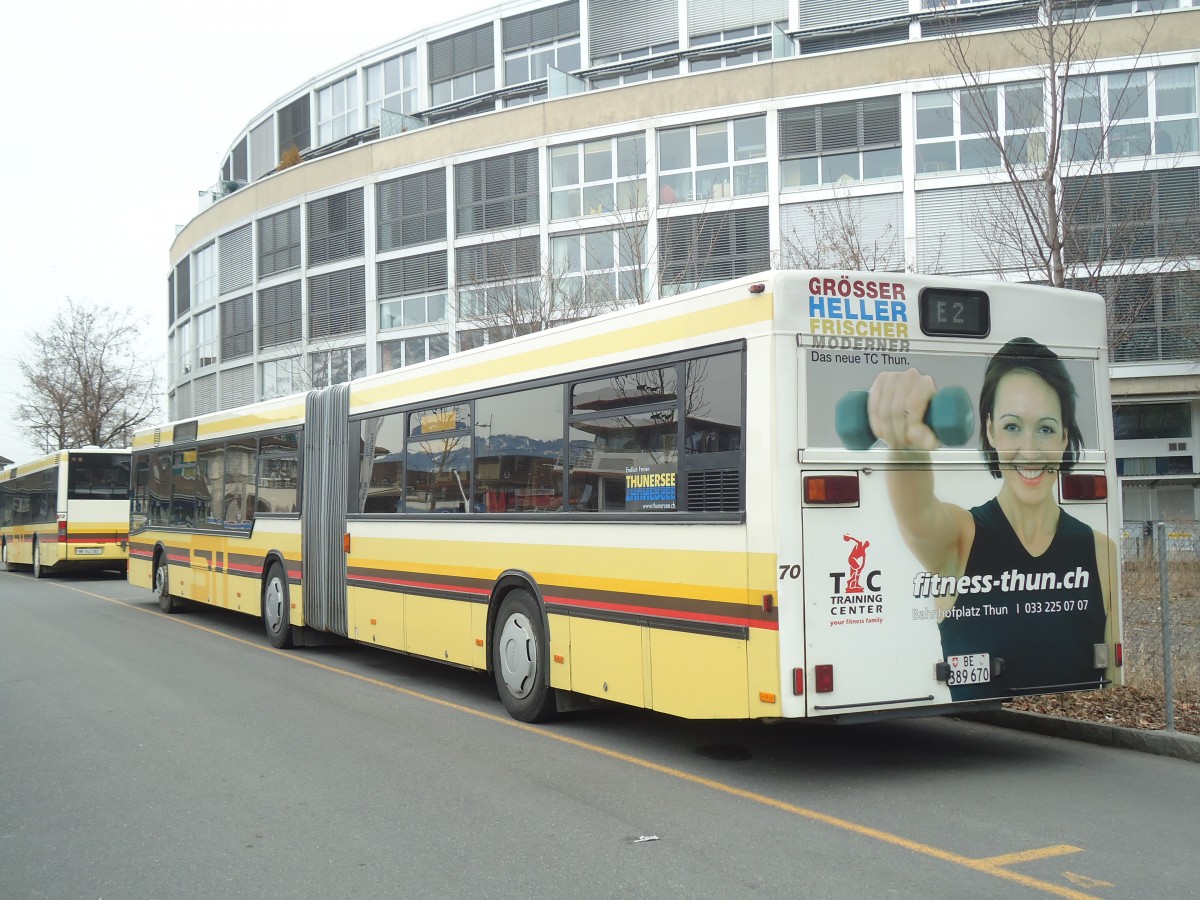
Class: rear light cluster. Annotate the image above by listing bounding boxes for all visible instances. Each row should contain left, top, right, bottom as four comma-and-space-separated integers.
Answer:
1060, 474, 1107, 501
804, 475, 859, 505
791, 666, 835, 694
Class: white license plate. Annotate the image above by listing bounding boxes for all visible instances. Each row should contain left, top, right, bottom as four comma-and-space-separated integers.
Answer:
74, 547, 103, 556
947, 653, 991, 685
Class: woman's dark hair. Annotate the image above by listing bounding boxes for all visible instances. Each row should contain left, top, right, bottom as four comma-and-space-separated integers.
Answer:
979, 336, 1082, 478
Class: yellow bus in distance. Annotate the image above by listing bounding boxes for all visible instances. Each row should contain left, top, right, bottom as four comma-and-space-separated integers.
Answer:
0, 448, 131, 577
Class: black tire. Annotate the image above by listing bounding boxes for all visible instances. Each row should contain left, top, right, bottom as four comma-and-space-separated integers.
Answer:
492, 589, 556, 722
154, 554, 181, 613
31, 541, 44, 579
262, 562, 293, 649
1, 542, 12, 573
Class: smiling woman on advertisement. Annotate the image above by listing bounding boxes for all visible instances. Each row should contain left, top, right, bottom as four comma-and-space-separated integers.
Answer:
868, 337, 1114, 700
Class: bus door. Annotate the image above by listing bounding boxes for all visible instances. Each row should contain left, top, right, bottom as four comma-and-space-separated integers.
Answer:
798, 467, 952, 719
301, 383, 351, 636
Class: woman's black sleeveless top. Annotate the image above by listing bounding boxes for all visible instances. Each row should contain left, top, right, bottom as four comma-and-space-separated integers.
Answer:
939, 497, 1107, 701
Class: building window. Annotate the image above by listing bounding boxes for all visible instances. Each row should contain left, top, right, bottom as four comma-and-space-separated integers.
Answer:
1099, 271, 1200, 364
317, 73, 360, 146
1094, 0, 1182, 18
308, 268, 366, 339
261, 357, 303, 400
780, 97, 902, 189
1064, 168, 1200, 266
277, 95, 311, 156
378, 251, 448, 330
258, 207, 302, 277
379, 333, 450, 370
1114, 402, 1193, 440
550, 227, 648, 309
310, 346, 367, 388
456, 237, 541, 337
550, 134, 647, 220
176, 257, 191, 315
176, 320, 192, 378
377, 170, 447, 251
307, 189, 364, 266
658, 116, 767, 204
258, 281, 303, 349
658, 206, 770, 295
218, 224, 253, 294
915, 80, 1045, 174
220, 294, 254, 361
195, 308, 217, 369
193, 242, 217, 308
503, 1, 581, 85
366, 51, 418, 125
430, 23, 496, 106
589, 55, 679, 90
1065, 65, 1198, 160
688, 20, 779, 72
455, 150, 539, 235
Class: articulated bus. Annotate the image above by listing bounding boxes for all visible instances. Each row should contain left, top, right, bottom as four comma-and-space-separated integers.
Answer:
0, 448, 131, 577
129, 270, 1122, 723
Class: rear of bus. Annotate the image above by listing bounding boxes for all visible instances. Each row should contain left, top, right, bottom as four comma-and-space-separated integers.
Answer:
773, 271, 1122, 722
60, 450, 130, 573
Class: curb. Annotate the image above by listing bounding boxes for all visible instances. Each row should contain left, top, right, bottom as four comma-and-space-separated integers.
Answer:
958, 710, 1200, 763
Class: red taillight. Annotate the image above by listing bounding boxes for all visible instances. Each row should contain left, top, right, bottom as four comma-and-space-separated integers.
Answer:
804, 475, 860, 505
793, 668, 804, 695
58, 519, 67, 540
814, 664, 834, 693
1115, 643, 1123, 667
1061, 474, 1107, 501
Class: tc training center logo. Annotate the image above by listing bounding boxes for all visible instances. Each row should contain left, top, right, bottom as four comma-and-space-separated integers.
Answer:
827, 534, 883, 626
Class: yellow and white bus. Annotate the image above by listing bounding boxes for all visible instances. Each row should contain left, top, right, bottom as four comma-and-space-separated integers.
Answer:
129, 270, 1122, 723
1, 448, 131, 578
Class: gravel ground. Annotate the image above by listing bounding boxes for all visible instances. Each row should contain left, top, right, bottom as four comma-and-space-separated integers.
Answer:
1007, 685, 1200, 736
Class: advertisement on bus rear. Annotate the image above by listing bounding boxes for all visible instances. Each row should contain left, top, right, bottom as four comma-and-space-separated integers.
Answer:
801, 314, 1115, 702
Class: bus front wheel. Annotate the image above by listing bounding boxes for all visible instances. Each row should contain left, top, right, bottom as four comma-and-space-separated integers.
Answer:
155, 556, 181, 613
492, 589, 556, 723
262, 562, 293, 649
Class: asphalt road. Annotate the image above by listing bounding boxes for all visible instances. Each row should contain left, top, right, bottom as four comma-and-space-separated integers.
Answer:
2, 569, 1197, 900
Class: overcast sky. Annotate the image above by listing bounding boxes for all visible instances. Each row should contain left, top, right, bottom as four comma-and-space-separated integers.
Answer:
0, 0, 495, 465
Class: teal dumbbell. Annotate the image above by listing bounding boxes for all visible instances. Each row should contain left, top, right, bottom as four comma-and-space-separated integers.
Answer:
834, 386, 974, 451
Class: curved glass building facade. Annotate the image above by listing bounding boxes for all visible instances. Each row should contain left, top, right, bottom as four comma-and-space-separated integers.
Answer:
167, 0, 1200, 519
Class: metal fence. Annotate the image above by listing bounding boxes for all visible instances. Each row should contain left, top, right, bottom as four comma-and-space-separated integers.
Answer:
1119, 521, 1200, 727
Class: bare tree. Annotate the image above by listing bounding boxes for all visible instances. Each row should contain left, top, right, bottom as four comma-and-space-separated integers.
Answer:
934, 0, 1200, 359
16, 300, 161, 453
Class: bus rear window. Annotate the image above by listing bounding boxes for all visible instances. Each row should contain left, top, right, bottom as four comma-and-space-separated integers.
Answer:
68, 454, 131, 500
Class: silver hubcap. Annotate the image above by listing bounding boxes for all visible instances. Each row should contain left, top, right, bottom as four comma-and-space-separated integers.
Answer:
154, 565, 167, 597
264, 577, 285, 634
33, 545, 40, 576
498, 612, 537, 699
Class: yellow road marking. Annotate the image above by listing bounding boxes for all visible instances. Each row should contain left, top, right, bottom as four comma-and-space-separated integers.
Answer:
978, 845, 1083, 867
66, 583, 1106, 900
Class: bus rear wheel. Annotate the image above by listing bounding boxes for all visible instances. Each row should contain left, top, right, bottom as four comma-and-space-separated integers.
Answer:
154, 555, 181, 613
1, 542, 11, 573
32, 541, 44, 579
262, 562, 293, 649
492, 589, 556, 723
